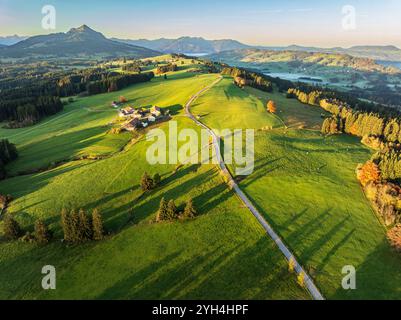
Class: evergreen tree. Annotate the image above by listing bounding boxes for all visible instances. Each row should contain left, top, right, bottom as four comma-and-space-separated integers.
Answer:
61, 208, 72, 242
183, 198, 197, 219
156, 198, 168, 222
92, 208, 104, 241
70, 209, 80, 243
34, 219, 52, 244
166, 200, 178, 220
141, 172, 154, 192
79, 209, 92, 241
3, 214, 22, 240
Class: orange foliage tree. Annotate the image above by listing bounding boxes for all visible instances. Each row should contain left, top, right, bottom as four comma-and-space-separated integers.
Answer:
119, 96, 128, 103
358, 161, 381, 186
267, 100, 277, 113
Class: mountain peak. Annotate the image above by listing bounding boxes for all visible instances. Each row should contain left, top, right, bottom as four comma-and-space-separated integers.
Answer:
68, 24, 96, 33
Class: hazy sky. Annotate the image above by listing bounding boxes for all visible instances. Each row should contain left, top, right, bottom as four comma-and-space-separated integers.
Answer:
1, 0, 401, 47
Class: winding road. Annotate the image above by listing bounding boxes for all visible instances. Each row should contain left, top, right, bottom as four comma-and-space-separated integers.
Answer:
185, 76, 325, 300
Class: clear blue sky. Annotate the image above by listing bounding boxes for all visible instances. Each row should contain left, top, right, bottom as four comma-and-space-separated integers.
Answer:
1, 0, 401, 47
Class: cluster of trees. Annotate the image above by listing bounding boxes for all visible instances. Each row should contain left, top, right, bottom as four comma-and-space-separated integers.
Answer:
156, 64, 178, 74
121, 62, 142, 73
2, 214, 52, 244
0, 139, 18, 179
0, 95, 63, 126
140, 172, 161, 192
156, 198, 197, 222
87, 72, 154, 95
61, 208, 105, 243
221, 67, 273, 92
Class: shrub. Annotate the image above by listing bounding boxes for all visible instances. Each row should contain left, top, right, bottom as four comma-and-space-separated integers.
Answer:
3, 214, 22, 240
34, 220, 52, 244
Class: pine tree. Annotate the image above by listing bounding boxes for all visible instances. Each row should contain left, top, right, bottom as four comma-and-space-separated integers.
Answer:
3, 214, 22, 240
156, 198, 168, 222
183, 198, 197, 219
141, 172, 154, 192
79, 209, 92, 241
61, 208, 72, 242
70, 209, 80, 243
92, 208, 104, 241
34, 220, 52, 244
166, 200, 177, 220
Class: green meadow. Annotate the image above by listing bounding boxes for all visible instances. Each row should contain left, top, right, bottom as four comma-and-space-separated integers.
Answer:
0, 62, 308, 299
193, 76, 401, 299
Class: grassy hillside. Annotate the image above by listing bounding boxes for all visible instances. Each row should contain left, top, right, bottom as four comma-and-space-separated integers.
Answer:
0, 63, 308, 299
193, 76, 401, 299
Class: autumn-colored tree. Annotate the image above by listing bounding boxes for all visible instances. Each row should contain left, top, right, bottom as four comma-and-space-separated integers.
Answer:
267, 100, 277, 114
288, 257, 296, 273
34, 220, 52, 244
119, 96, 127, 103
358, 161, 381, 186
297, 271, 306, 287
3, 214, 22, 240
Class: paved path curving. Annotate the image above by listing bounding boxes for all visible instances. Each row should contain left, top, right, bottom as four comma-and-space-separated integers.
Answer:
185, 76, 325, 300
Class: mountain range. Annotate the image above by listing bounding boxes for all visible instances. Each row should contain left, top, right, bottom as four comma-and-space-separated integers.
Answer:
0, 35, 28, 46
208, 49, 401, 74
1, 25, 401, 62
0, 25, 159, 58
112, 36, 250, 54
271, 45, 401, 62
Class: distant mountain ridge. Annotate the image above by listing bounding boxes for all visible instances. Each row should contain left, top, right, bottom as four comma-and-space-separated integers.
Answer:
208, 48, 401, 74
263, 45, 401, 62
112, 36, 250, 54
0, 35, 28, 46
0, 25, 160, 58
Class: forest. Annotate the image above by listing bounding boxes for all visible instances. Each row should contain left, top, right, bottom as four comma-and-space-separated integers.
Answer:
0, 139, 18, 180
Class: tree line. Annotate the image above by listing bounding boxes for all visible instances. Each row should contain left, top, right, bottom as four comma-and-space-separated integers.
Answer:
2, 208, 105, 244
221, 67, 273, 92
0, 139, 18, 179
156, 64, 178, 74
86, 72, 154, 95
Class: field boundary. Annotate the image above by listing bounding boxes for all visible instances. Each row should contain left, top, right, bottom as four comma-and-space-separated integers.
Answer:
185, 76, 325, 300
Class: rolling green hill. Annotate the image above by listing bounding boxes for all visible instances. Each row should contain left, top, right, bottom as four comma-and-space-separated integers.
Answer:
192, 76, 401, 299
0, 59, 308, 300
